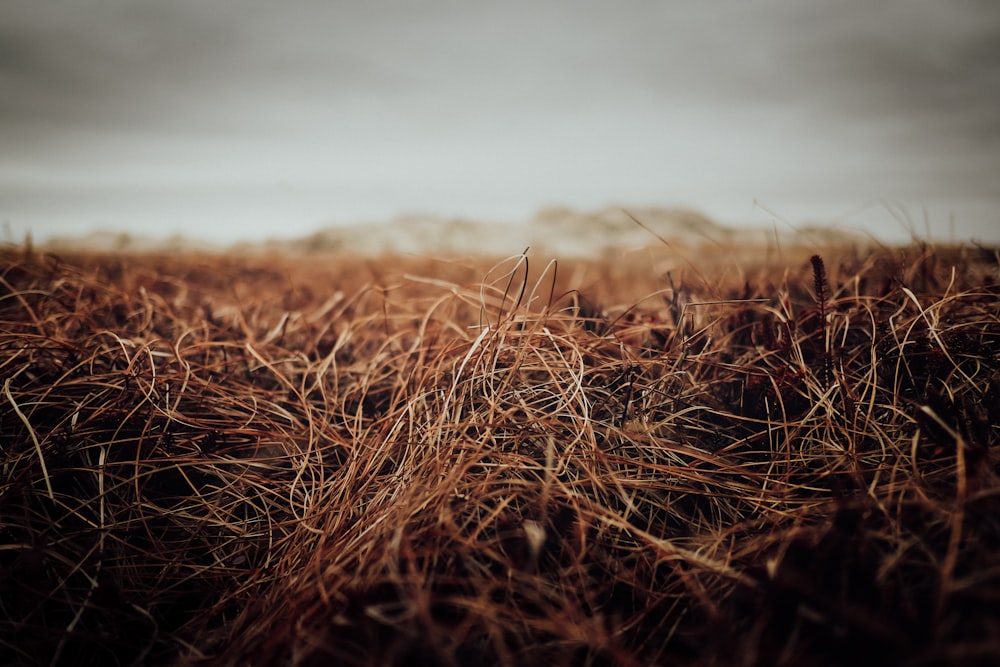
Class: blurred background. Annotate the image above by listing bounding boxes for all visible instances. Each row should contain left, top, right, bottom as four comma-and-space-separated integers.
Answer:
2, 0, 999, 249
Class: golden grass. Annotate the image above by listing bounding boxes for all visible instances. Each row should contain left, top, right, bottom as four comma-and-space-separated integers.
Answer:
1, 240, 998, 666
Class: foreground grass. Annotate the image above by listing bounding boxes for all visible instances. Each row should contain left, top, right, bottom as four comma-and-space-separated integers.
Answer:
1, 240, 998, 666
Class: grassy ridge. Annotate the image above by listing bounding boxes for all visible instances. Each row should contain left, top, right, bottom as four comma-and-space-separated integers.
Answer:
1, 241, 998, 666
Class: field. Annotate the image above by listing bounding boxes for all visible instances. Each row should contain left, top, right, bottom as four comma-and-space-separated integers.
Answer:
2, 237, 999, 666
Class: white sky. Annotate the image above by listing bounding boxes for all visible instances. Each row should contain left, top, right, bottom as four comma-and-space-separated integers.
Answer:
2, 0, 999, 246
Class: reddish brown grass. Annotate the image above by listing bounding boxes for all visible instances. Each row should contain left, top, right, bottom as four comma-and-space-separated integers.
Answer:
1, 240, 998, 666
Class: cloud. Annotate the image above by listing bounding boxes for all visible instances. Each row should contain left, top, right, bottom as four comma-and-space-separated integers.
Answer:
779, 1, 1000, 157
6, 0, 996, 140
1, 0, 997, 242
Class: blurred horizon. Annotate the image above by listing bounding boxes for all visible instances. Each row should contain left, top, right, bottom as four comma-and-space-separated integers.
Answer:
3, 0, 999, 247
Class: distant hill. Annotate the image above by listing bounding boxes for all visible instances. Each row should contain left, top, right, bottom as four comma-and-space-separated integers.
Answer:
42, 207, 870, 256
264, 206, 868, 257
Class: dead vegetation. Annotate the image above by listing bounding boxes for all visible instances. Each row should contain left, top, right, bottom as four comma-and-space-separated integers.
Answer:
1, 240, 999, 666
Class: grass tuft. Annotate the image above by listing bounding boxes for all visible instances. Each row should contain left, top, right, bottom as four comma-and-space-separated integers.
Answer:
1, 240, 998, 666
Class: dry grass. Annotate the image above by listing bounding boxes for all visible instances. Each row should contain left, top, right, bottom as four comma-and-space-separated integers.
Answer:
1, 239, 999, 666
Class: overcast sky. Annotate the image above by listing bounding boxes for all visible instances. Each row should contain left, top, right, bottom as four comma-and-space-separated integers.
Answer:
2, 0, 999, 245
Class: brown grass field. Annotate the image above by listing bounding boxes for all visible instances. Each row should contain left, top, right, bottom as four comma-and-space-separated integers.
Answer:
1, 237, 999, 666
